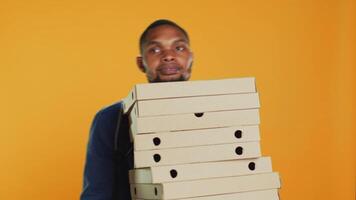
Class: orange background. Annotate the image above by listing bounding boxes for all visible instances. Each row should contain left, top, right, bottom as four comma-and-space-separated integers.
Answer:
0, 0, 355, 199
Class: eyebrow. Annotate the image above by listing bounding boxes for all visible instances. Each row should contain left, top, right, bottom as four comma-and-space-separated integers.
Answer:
173, 39, 189, 44
145, 41, 161, 47
145, 38, 189, 47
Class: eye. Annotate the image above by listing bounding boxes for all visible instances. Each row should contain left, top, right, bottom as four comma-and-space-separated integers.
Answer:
149, 47, 161, 54
176, 46, 185, 51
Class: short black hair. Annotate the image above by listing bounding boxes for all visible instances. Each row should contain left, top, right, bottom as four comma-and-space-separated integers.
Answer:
139, 19, 190, 54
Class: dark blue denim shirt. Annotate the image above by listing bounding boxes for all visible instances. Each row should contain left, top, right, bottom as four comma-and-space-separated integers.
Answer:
80, 102, 133, 200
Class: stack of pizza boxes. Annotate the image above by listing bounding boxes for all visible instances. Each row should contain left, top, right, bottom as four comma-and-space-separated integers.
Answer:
123, 77, 281, 200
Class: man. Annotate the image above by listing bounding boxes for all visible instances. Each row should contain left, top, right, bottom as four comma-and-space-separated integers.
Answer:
80, 19, 194, 200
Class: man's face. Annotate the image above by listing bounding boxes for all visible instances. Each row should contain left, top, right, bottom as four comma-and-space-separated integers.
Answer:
137, 25, 193, 83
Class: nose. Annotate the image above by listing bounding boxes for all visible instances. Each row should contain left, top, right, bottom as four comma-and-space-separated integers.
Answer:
161, 49, 176, 62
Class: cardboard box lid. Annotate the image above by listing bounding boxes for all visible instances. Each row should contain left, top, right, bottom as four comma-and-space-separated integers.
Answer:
133, 141, 261, 168
133, 189, 279, 200
129, 156, 272, 184
130, 108, 260, 135
131, 172, 280, 199
132, 92, 260, 117
133, 125, 260, 151
123, 77, 256, 113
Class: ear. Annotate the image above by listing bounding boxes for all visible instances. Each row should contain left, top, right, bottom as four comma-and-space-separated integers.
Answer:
189, 51, 194, 67
136, 56, 146, 73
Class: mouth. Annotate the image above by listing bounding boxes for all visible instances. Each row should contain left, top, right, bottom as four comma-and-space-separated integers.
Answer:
158, 65, 180, 75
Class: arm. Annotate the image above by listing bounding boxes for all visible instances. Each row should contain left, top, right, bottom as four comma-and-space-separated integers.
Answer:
80, 108, 117, 200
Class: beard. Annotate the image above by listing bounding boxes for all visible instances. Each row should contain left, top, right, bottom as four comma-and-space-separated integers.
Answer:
145, 61, 193, 83
148, 74, 188, 83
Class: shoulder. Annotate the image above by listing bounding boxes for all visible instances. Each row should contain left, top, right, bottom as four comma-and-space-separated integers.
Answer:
90, 100, 125, 136
95, 101, 123, 119
92, 101, 123, 126
87, 101, 124, 153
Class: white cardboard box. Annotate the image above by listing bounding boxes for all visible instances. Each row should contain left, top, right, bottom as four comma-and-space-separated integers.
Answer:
130, 172, 281, 199
130, 109, 260, 135
123, 77, 256, 113
134, 141, 261, 168
129, 156, 272, 183
133, 189, 279, 200
131, 92, 260, 117
134, 125, 260, 151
